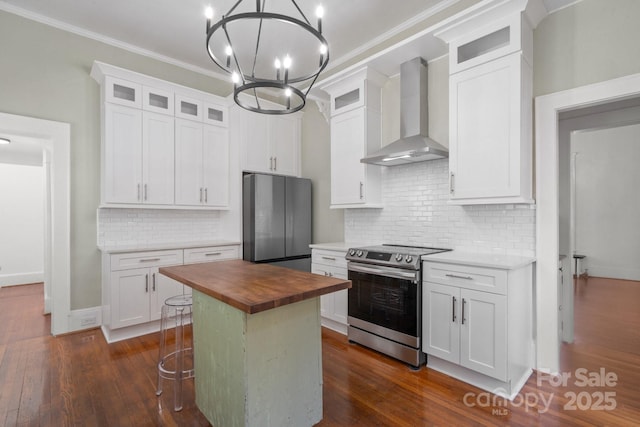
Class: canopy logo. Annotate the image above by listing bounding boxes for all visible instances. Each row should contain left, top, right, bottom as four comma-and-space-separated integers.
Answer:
463, 368, 618, 416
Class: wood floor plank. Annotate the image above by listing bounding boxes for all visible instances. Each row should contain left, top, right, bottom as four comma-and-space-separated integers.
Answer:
1, 281, 639, 426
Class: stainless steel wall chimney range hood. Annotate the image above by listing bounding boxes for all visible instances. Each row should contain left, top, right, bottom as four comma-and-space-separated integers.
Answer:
360, 57, 448, 166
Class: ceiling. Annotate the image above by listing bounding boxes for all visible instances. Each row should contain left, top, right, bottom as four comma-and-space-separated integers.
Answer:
0, 0, 579, 83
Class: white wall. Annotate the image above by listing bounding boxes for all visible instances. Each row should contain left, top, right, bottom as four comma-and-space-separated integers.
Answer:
571, 123, 640, 281
0, 163, 44, 286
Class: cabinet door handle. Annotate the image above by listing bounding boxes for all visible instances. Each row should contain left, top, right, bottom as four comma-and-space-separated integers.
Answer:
200, 187, 203, 203
461, 298, 466, 325
205, 252, 222, 256
152, 273, 156, 292
446, 273, 473, 280
137, 183, 141, 201
321, 256, 336, 261
274, 157, 277, 171
450, 172, 455, 194
145, 274, 149, 293
269, 157, 273, 170
204, 188, 208, 203
140, 258, 161, 263
359, 182, 364, 199
144, 184, 148, 201
452, 296, 457, 322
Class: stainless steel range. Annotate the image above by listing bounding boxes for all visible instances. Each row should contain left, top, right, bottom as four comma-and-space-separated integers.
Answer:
346, 244, 451, 368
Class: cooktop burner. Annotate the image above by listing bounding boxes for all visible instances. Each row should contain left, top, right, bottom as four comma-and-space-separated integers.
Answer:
345, 244, 452, 270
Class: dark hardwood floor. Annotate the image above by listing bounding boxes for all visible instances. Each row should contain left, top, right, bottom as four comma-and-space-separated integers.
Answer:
1, 280, 639, 426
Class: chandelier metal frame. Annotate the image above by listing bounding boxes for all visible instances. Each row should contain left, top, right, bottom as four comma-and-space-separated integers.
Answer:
205, 1, 330, 114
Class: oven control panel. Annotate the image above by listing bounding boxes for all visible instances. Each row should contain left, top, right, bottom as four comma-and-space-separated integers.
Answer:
346, 245, 451, 270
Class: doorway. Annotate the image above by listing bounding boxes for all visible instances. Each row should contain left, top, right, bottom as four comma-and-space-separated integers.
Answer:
535, 73, 640, 373
557, 101, 640, 342
0, 155, 46, 304
0, 112, 70, 335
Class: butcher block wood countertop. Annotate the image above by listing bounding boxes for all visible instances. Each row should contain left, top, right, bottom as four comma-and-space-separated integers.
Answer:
159, 259, 351, 314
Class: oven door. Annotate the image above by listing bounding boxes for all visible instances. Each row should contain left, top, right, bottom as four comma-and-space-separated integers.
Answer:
347, 262, 421, 347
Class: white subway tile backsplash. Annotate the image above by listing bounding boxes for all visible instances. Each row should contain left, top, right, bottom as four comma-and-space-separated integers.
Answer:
97, 208, 221, 248
344, 159, 536, 257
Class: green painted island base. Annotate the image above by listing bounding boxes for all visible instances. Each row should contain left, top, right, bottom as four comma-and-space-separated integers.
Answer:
192, 289, 323, 427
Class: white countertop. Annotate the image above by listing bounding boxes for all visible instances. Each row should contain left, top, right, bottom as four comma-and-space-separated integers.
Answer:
421, 251, 535, 270
99, 240, 241, 254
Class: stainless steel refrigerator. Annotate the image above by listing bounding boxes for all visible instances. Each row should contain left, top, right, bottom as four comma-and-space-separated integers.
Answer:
243, 173, 312, 272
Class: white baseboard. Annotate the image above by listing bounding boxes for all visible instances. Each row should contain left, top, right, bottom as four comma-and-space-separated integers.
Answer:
0, 272, 44, 287
67, 306, 102, 332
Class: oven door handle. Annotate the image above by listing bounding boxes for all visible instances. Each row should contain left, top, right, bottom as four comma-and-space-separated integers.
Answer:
348, 262, 418, 281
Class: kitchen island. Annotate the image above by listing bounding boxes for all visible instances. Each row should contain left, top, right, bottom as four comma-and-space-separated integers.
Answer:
159, 260, 351, 427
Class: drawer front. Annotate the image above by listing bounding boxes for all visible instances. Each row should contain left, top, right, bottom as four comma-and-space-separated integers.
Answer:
111, 250, 183, 271
184, 245, 239, 264
311, 249, 348, 269
423, 261, 507, 295
311, 264, 348, 280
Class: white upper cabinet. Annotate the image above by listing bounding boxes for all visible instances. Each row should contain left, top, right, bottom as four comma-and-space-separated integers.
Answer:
449, 53, 531, 202
204, 101, 229, 127
104, 76, 142, 108
436, 1, 539, 205
202, 124, 230, 207
103, 106, 174, 205
235, 102, 302, 177
174, 119, 229, 208
320, 67, 385, 208
92, 61, 231, 209
142, 86, 174, 115
104, 104, 143, 204
269, 115, 300, 176
142, 112, 175, 204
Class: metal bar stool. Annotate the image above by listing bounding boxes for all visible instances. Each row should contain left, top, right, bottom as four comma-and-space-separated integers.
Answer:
156, 294, 194, 411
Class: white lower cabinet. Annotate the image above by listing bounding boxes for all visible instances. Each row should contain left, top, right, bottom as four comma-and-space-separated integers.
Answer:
110, 266, 185, 329
101, 244, 239, 342
424, 283, 507, 381
311, 249, 348, 334
422, 259, 532, 399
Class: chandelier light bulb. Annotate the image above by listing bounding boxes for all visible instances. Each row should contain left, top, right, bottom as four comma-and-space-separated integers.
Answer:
204, 6, 214, 20
285, 88, 292, 97
283, 55, 292, 69
320, 44, 327, 54
225, 45, 233, 56
316, 5, 324, 33
231, 72, 240, 84
274, 58, 281, 69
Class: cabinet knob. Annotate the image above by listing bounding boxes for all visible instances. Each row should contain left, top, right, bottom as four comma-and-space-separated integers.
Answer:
359, 182, 364, 199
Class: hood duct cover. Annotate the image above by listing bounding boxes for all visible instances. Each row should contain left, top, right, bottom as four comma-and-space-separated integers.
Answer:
361, 57, 448, 166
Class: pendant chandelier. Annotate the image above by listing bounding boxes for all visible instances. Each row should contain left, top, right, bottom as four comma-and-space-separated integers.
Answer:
205, 1, 330, 115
